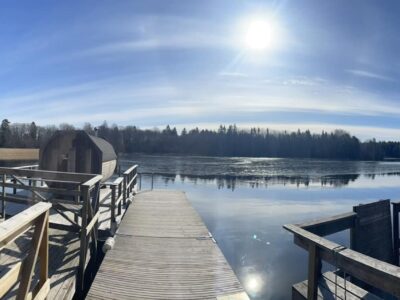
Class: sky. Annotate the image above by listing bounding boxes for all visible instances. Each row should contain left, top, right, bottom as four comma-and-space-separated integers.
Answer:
1, 0, 400, 141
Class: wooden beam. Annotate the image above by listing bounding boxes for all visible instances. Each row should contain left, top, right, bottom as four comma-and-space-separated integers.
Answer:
17, 212, 48, 300
82, 174, 103, 189
0, 167, 95, 182
86, 211, 100, 236
26, 279, 50, 300
123, 164, 138, 176
0, 203, 51, 251
1, 182, 81, 196
307, 243, 321, 300
0, 261, 23, 299
298, 212, 356, 236
392, 203, 400, 266
39, 213, 49, 292
77, 185, 89, 295
2, 174, 5, 219
49, 222, 80, 233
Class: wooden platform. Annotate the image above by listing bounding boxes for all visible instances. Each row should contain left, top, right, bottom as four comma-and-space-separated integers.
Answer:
293, 272, 382, 300
1, 186, 127, 300
87, 190, 248, 300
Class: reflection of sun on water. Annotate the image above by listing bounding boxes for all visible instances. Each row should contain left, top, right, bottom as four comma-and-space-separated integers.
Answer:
243, 272, 266, 297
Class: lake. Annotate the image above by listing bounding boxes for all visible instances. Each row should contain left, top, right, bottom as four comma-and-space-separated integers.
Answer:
2, 155, 400, 299
118, 154, 400, 300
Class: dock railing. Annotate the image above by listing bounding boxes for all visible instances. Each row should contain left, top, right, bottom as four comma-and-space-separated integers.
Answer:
103, 164, 137, 231
0, 167, 103, 296
0, 202, 51, 300
284, 211, 400, 299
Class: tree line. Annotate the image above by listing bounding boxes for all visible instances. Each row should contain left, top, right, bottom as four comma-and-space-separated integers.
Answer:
0, 119, 399, 161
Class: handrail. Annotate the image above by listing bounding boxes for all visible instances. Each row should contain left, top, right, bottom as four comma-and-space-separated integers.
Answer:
123, 164, 138, 176
0, 167, 96, 183
12, 164, 39, 170
284, 222, 400, 298
0, 202, 51, 300
297, 211, 357, 236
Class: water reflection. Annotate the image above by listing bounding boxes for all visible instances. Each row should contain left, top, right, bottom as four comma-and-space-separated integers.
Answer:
242, 271, 267, 298
139, 173, 364, 190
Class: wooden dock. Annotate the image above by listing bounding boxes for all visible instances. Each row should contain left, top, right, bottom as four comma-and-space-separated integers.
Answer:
87, 190, 248, 300
0, 164, 138, 299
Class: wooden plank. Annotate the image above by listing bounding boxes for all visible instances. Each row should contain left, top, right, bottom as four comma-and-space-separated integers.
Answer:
123, 165, 137, 176
87, 190, 247, 300
17, 212, 48, 300
392, 202, 400, 266
351, 200, 394, 264
0, 203, 51, 251
0, 149, 39, 161
0, 261, 23, 298
299, 212, 356, 236
292, 271, 383, 300
0, 168, 95, 183
307, 243, 321, 300
82, 175, 103, 189
1, 183, 81, 197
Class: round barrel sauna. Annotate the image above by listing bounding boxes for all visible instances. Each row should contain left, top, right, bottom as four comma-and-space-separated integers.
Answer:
40, 130, 117, 182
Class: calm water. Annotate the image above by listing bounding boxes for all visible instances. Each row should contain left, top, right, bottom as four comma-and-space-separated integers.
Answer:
2, 155, 400, 299
118, 154, 400, 300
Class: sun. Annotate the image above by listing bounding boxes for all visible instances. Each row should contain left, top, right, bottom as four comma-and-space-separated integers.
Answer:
244, 18, 278, 51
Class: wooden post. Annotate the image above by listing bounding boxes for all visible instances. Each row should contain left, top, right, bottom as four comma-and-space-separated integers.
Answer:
32, 179, 37, 202
151, 173, 154, 190
123, 174, 127, 205
111, 185, 116, 229
77, 185, 89, 296
139, 173, 142, 191
2, 174, 5, 219
393, 203, 400, 266
118, 182, 122, 215
39, 211, 49, 287
17, 212, 47, 300
12, 178, 16, 195
307, 243, 321, 300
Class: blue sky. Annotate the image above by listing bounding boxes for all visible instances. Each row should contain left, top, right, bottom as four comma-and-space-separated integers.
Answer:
1, 1, 400, 140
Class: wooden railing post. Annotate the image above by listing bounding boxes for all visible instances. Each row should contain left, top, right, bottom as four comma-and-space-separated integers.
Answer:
39, 211, 49, 293
393, 203, 400, 266
77, 185, 89, 296
32, 179, 37, 202
307, 243, 321, 300
17, 211, 48, 300
12, 178, 16, 194
123, 174, 127, 205
2, 174, 5, 219
111, 185, 116, 229
118, 181, 122, 215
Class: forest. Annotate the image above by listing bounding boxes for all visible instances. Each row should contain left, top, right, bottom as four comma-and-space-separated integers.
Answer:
0, 119, 399, 161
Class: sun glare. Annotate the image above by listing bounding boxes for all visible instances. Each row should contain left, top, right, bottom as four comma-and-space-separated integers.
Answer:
244, 18, 278, 51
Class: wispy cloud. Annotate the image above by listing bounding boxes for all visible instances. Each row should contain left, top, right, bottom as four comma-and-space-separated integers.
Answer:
346, 69, 395, 82
218, 71, 248, 78
4, 73, 400, 128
